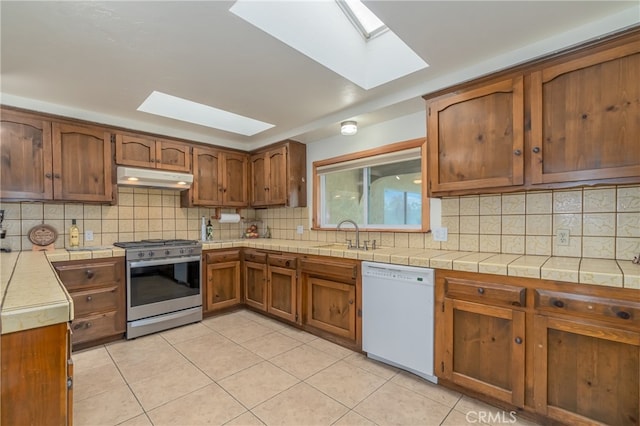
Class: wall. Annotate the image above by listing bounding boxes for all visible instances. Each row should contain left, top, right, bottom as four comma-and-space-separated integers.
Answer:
0, 187, 248, 251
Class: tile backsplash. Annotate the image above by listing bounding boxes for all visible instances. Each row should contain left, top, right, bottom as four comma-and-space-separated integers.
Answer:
1, 185, 638, 261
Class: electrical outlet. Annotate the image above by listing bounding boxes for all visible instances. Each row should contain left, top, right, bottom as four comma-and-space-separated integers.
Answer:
296, 225, 304, 235
432, 227, 448, 242
557, 229, 570, 246
85, 230, 94, 241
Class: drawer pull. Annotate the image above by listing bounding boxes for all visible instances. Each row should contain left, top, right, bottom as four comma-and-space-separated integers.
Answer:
552, 299, 565, 308
514, 337, 523, 345
86, 296, 92, 302
86, 322, 92, 328
285, 260, 291, 267
85, 270, 95, 279
617, 311, 631, 320
477, 287, 485, 295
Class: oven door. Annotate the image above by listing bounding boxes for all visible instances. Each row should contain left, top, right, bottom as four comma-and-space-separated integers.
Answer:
127, 255, 201, 321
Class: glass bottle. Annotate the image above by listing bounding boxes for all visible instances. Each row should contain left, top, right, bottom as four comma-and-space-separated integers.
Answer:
69, 219, 79, 248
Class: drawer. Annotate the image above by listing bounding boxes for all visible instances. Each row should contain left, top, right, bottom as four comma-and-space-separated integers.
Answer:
444, 277, 526, 307
71, 286, 120, 317
535, 289, 640, 325
244, 250, 267, 264
300, 258, 357, 284
70, 310, 122, 344
55, 259, 122, 290
206, 250, 240, 264
268, 254, 297, 269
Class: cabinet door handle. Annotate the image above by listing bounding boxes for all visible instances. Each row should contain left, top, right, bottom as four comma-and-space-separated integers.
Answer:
532, 147, 540, 153
45, 173, 53, 179
86, 296, 92, 302
514, 337, 523, 344
552, 299, 564, 308
617, 311, 631, 320
285, 260, 290, 267
514, 149, 522, 156
348, 299, 354, 305
86, 322, 92, 328
477, 287, 485, 295
54, 173, 61, 179
85, 270, 95, 279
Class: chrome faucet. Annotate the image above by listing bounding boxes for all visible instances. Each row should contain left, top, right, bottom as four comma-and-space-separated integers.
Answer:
336, 219, 360, 249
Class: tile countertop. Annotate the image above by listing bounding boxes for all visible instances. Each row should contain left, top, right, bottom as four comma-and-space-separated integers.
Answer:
2, 240, 639, 335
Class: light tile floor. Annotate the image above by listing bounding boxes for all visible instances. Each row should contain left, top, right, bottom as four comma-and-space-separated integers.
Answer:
73, 310, 540, 426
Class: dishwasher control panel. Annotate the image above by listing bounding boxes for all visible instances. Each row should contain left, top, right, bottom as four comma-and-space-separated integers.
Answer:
362, 264, 433, 283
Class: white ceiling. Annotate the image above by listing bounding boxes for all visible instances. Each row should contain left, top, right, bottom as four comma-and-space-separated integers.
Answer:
1, 1, 638, 151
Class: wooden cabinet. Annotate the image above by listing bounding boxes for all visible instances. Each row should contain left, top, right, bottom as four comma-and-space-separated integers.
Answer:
438, 273, 526, 407
243, 249, 268, 311
250, 140, 306, 207
1, 109, 113, 203
301, 256, 360, 349
427, 76, 524, 194
204, 249, 242, 313
436, 269, 640, 425
267, 253, 298, 323
115, 133, 191, 172
533, 289, 640, 425
182, 147, 248, 207
530, 38, 640, 185
425, 30, 640, 196
1, 322, 72, 425
54, 257, 125, 348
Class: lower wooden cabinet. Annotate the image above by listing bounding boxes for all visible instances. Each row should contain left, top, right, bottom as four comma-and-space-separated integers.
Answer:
1, 322, 72, 425
244, 259, 268, 311
53, 257, 125, 348
204, 249, 242, 313
267, 253, 298, 323
436, 269, 640, 425
301, 256, 360, 349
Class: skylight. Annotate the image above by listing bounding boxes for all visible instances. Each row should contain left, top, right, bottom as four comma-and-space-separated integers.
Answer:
137, 91, 274, 136
336, 0, 388, 40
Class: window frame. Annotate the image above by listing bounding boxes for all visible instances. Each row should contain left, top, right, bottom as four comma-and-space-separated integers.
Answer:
312, 137, 430, 232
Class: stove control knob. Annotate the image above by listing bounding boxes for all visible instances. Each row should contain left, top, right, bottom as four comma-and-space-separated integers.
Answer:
138, 252, 145, 258
148, 251, 154, 257
165, 250, 170, 256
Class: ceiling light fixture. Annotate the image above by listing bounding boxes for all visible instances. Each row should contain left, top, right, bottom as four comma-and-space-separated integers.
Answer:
341, 120, 358, 136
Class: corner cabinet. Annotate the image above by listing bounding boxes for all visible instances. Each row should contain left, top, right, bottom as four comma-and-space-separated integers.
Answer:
115, 133, 191, 172
427, 76, 524, 194
1, 109, 114, 203
301, 256, 360, 350
250, 140, 307, 207
182, 147, 248, 207
204, 249, 242, 313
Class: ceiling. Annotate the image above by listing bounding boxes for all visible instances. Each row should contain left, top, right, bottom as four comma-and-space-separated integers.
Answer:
1, 1, 638, 151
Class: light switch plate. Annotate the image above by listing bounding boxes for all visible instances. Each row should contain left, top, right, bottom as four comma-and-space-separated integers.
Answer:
432, 227, 448, 242
85, 230, 94, 241
296, 225, 304, 234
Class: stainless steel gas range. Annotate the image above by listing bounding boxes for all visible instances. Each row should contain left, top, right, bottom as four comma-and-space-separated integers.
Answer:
114, 239, 202, 339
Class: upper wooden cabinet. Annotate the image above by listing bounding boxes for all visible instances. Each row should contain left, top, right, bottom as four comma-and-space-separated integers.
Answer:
427, 76, 524, 194
182, 146, 248, 207
115, 133, 191, 172
530, 39, 640, 184
425, 30, 640, 197
250, 141, 306, 207
0, 109, 113, 203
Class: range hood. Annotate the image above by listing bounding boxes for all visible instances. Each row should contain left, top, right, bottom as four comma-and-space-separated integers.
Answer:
117, 166, 193, 190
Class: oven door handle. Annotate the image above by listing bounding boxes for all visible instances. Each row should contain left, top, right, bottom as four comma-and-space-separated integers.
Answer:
128, 255, 201, 269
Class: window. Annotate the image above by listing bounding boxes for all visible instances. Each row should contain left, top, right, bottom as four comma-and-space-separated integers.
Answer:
313, 139, 428, 231
336, 0, 388, 40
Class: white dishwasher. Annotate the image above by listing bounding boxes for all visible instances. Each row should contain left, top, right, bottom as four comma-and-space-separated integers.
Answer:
362, 261, 437, 383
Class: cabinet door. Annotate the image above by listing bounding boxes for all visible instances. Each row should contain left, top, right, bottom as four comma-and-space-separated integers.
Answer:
205, 261, 241, 312
156, 139, 191, 172
0, 111, 53, 200
52, 123, 113, 202
533, 315, 640, 425
305, 277, 356, 340
268, 265, 297, 323
244, 261, 267, 311
443, 298, 525, 407
427, 76, 524, 194
530, 41, 640, 184
222, 152, 249, 206
250, 153, 268, 206
115, 134, 156, 168
266, 146, 287, 205
191, 147, 223, 206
